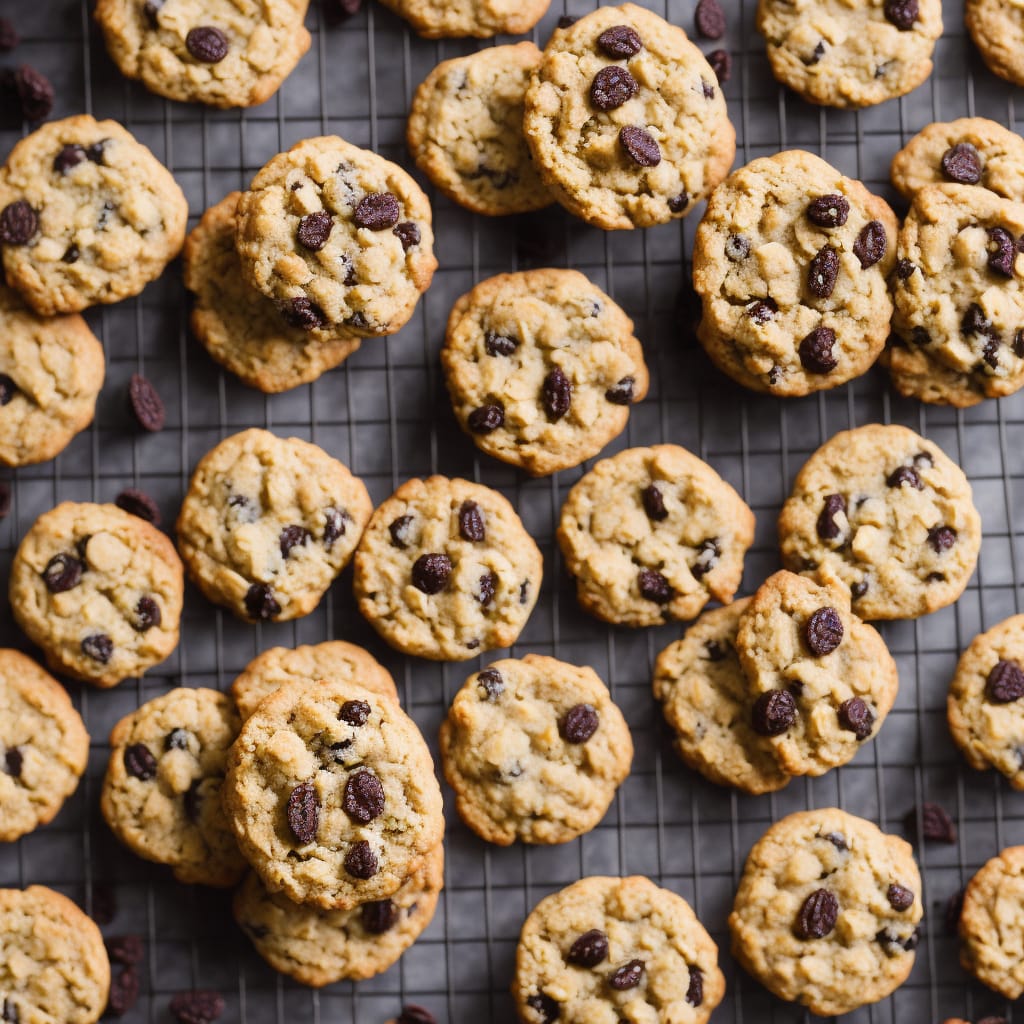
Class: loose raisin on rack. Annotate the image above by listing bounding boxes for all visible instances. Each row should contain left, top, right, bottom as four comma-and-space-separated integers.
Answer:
567, 929, 608, 967
185, 27, 229, 62
590, 66, 638, 110
412, 553, 451, 594
287, 782, 319, 844
619, 126, 661, 166
42, 553, 83, 593
11, 65, 53, 122
344, 839, 378, 878
597, 25, 642, 57
560, 704, 599, 743
107, 968, 140, 1017
795, 889, 838, 939
707, 49, 731, 84
107, 934, 145, 966
941, 142, 982, 184
169, 990, 225, 1024
297, 211, 333, 251
128, 374, 166, 432
986, 659, 1024, 703
805, 607, 843, 655
0, 483, 9, 520
396, 1006, 436, 1024
904, 801, 957, 843
638, 567, 672, 603
458, 500, 485, 541
838, 697, 874, 739
323, 0, 362, 24
115, 488, 161, 525
0, 17, 19, 50
853, 221, 887, 268
752, 689, 796, 735
799, 327, 838, 373
0, 200, 38, 245
124, 744, 157, 781
694, 0, 725, 38
807, 194, 850, 227
609, 959, 645, 990
343, 769, 385, 824
354, 192, 400, 230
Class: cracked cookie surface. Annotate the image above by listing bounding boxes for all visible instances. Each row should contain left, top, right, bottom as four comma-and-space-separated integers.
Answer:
966, 0, 1024, 86
880, 335, 990, 408
377, 0, 549, 39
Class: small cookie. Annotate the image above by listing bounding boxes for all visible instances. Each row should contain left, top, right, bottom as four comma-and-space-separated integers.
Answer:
0, 649, 89, 843
778, 424, 982, 620
183, 193, 361, 393
376, 0, 548, 39
235, 135, 437, 337
514, 875, 725, 1024
0, 885, 110, 1024
0, 115, 188, 316
960, 845, 1024, 998
653, 599, 791, 795
94, 0, 312, 109
556, 445, 755, 628
175, 428, 372, 623
729, 809, 923, 1016
10, 501, 184, 687
756, 0, 943, 108
224, 678, 444, 910
100, 687, 247, 886
233, 843, 444, 985
441, 269, 649, 475
947, 614, 1024, 789
407, 43, 552, 217
880, 335, 988, 408
523, 4, 736, 230
440, 655, 633, 845
692, 150, 897, 397
353, 475, 542, 661
966, 0, 1024, 87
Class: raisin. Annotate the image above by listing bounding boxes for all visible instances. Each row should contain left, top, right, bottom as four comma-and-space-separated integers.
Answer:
560, 704, 599, 743
286, 782, 319, 844
115, 488, 161, 525
704, 639, 727, 661
983, 336, 1001, 369
82, 633, 113, 663
605, 376, 635, 404
478, 571, 498, 606
169, 990, 225, 1024
11, 65, 53, 122
962, 302, 993, 338
297, 211, 333, 251
876, 927, 917, 954
986, 659, 1024, 703
343, 769, 385, 824
887, 884, 914, 911
941, 142, 982, 184
725, 234, 749, 260
752, 689, 796, 735
339, 699, 371, 725
323, 506, 346, 549
808, 246, 839, 298
807, 194, 850, 227
87, 139, 112, 164
887, 465, 922, 489
185, 26, 229, 62
904, 802, 956, 843
853, 220, 887, 268
691, 538, 719, 580
590, 65, 638, 110
185, 778, 204, 816
525, 994, 560, 1023
389, 515, 414, 548
695, 0, 725, 37
838, 696, 874, 739
124, 743, 157, 781
354, 192, 400, 230
638, 567, 672, 603
805, 607, 843, 656
883, 0, 918, 28
484, 331, 518, 356
107, 968, 139, 1017
927, 525, 956, 552
896, 258, 916, 280
4, 748, 22, 777
344, 839, 378, 878
164, 729, 190, 751
795, 889, 839, 939
566, 929, 608, 966
360, 899, 397, 934
701, 78, 715, 99
557, 14, 577, 27
799, 327, 838, 373
107, 934, 144, 966
0, 18, 19, 50
54, 144, 88, 175
747, 298, 777, 324
89, 882, 117, 925
412, 553, 451, 594
396, 1005, 436, 1024
42, 552, 83, 593
609, 959, 645, 990
0, 201, 37, 245
1015, 329, 1024, 357
458, 500, 485, 541
641, 483, 668, 520
823, 831, 848, 850
1, 1001, 17, 1024
0, 482, 9, 519
597, 25, 642, 57
244, 583, 280, 620
322, 0, 362, 23
279, 524, 311, 558
392, 221, 420, 250
686, 965, 703, 1006
816, 493, 847, 540
988, 227, 1016, 277
542, 367, 572, 420
468, 403, 504, 433
478, 667, 504, 699
707, 48, 731, 83
619, 125, 661, 166
281, 297, 326, 331
128, 374, 165, 432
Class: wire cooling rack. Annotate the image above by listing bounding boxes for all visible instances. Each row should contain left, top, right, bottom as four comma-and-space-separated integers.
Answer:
3, 0, 1024, 1021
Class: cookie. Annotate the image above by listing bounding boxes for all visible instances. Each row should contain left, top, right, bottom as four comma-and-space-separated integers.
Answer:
353, 475, 543, 661
892, 183, 1024, 402
729, 808, 923, 1016
0, 885, 110, 1024
441, 269, 649, 475
235, 135, 436, 337
778, 424, 982, 620
439, 655, 633, 845
947, 614, 1024, 790
10, 501, 185, 687
224, 678, 444, 910
100, 686, 247, 886
966, 0, 1024, 87
94, 0, 312, 109
183, 193, 361, 393
756, 0, 943, 108
514, 875, 725, 1024
406, 43, 552, 217
653, 599, 791, 795
175, 428, 372, 623
0, 115, 188, 316
556, 445, 755, 628
233, 843, 444, 985
880, 334, 988, 408
692, 150, 897, 397
0, 649, 89, 843
376, 0, 548, 39
522, 4, 736, 230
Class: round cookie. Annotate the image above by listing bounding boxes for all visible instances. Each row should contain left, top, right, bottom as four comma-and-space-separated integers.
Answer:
376, 0, 548, 39
947, 614, 1024, 789
0, 649, 89, 843
892, 183, 1024, 402
9, 501, 185, 687
653, 599, 791, 795
0, 885, 111, 1024
100, 687, 247, 887
183, 193, 361, 393
441, 269, 649, 475
966, 0, 1024, 86
175, 428, 372, 623
94, 0, 312, 109
522, 3, 736, 230
880, 334, 988, 408
778, 424, 982, 620
729, 808, 923, 1017
514, 875, 725, 1024
224, 678, 444, 910
0, 115, 188, 316
556, 445, 755, 628
353, 475, 543, 661
406, 43, 552, 217
235, 135, 437, 337
233, 843, 444, 985
692, 150, 897, 397
756, 0, 943, 108
231, 640, 398, 721
440, 655, 633, 846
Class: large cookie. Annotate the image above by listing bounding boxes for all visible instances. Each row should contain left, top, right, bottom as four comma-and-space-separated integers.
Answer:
966, 0, 1024, 87
377, 0, 549, 39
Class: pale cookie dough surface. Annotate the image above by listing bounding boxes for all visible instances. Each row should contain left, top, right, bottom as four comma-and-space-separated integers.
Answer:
0, 650, 89, 843
441, 269, 649, 475
0, 886, 110, 1024
880, 335, 989, 408
440, 655, 633, 845
0, 115, 188, 315
176, 429, 372, 623
757, 0, 943, 108
653, 599, 791, 795
514, 875, 725, 1024
224, 679, 444, 910
966, 0, 1024, 86
233, 844, 443, 985
235, 135, 436, 337
693, 150, 897, 397
407, 43, 552, 216
183, 193, 361, 393
95, 0, 311, 109
10, 502, 184, 687
778, 424, 981, 620
523, 4, 736, 230
557, 445, 755, 628
377, 0, 549, 38
101, 687, 247, 886
729, 809, 922, 1017
353, 475, 543, 661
